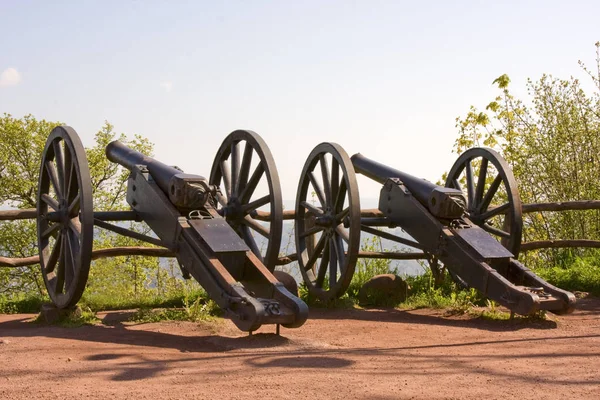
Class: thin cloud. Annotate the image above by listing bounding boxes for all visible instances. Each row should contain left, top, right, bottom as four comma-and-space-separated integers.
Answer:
160, 81, 173, 92
0, 67, 21, 87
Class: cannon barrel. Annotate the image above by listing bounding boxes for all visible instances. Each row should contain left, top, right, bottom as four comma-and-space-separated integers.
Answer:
351, 153, 441, 207
106, 140, 210, 209
350, 153, 465, 219
106, 140, 183, 196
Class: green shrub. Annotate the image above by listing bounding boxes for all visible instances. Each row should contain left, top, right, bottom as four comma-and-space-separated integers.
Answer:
535, 256, 600, 296
0, 294, 46, 313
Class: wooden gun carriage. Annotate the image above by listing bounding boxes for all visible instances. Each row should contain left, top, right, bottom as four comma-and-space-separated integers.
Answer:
0, 126, 587, 329
291, 143, 576, 315
35, 126, 308, 332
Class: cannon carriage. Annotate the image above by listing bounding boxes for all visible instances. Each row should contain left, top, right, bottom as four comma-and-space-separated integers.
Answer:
0, 125, 583, 329
35, 126, 307, 332
292, 142, 576, 315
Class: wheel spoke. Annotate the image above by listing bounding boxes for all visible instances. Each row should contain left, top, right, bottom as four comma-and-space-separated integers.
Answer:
335, 224, 350, 243
307, 171, 326, 208
63, 141, 74, 199
331, 158, 340, 209
465, 161, 475, 209
478, 174, 503, 213
69, 217, 82, 239
67, 227, 80, 262
64, 231, 76, 289
242, 194, 270, 214
481, 223, 511, 239
68, 193, 80, 217
242, 215, 269, 238
220, 160, 232, 198
452, 178, 462, 192
329, 237, 338, 288
475, 158, 488, 206
230, 142, 241, 197
52, 140, 66, 195
41, 194, 59, 211
237, 143, 254, 196
55, 233, 66, 294
315, 241, 330, 287
41, 223, 60, 239
334, 179, 347, 211
300, 200, 324, 215
45, 161, 63, 200
334, 207, 349, 223
319, 154, 332, 207
45, 234, 63, 273
305, 233, 327, 271
65, 158, 77, 203
240, 162, 264, 203
215, 191, 228, 207
300, 225, 324, 238
333, 234, 346, 273
241, 225, 263, 262
477, 202, 510, 221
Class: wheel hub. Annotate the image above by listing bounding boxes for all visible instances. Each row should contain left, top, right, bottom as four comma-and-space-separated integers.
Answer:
222, 196, 244, 221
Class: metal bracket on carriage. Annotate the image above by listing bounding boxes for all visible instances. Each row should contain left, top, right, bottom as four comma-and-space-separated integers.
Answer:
168, 174, 214, 210
258, 298, 281, 316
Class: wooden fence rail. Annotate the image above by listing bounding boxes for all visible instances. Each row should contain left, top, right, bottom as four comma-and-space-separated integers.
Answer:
2, 200, 600, 267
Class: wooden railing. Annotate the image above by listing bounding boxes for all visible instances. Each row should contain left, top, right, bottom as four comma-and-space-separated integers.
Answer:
2, 200, 600, 267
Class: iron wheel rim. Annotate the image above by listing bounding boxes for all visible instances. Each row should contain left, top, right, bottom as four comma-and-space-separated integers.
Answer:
295, 142, 361, 301
209, 130, 283, 270
37, 126, 93, 309
445, 147, 523, 257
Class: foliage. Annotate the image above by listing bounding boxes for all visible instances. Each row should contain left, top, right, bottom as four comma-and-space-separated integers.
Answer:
401, 270, 484, 312
0, 114, 163, 303
0, 293, 45, 314
535, 255, 600, 296
34, 305, 100, 327
479, 300, 511, 321
128, 291, 220, 324
453, 42, 600, 268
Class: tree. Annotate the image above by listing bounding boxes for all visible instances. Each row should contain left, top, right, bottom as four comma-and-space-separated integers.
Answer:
453, 42, 600, 268
0, 114, 157, 298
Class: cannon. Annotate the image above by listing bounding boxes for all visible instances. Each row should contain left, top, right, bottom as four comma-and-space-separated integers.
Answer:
36, 126, 308, 332
293, 143, 576, 315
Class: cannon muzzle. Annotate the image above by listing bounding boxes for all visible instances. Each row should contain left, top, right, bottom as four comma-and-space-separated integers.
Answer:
350, 153, 466, 220
106, 140, 212, 209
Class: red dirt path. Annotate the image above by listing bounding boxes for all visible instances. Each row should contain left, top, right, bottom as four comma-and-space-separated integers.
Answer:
1, 298, 600, 399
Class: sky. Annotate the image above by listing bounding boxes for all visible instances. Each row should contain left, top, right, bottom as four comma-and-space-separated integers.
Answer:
1, 0, 599, 200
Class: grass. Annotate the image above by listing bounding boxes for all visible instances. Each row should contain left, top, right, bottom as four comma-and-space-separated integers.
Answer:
34, 306, 100, 327
534, 256, 600, 296
3, 241, 598, 326
0, 280, 221, 327
0, 294, 46, 314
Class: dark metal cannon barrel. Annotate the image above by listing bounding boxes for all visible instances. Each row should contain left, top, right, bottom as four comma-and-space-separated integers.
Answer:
350, 153, 465, 220
350, 153, 439, 208
106, 140, 184, 196
106, 140, 210, 209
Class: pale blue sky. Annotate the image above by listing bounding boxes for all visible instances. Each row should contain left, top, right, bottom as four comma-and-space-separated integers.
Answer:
1, 0, 599, 198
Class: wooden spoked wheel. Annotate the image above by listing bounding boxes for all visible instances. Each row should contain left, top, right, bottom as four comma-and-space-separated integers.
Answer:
445, 147, 523, 257
37, 126, 93, 309
209, 130, 283, 270
295, 143, 361, 301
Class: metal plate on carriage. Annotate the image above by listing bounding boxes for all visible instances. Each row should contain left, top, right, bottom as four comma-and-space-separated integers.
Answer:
453, 225, 514, 259
188, 219, 250, 253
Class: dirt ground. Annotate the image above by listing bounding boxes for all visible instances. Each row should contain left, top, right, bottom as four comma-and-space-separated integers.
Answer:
1, 298, 599, 400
